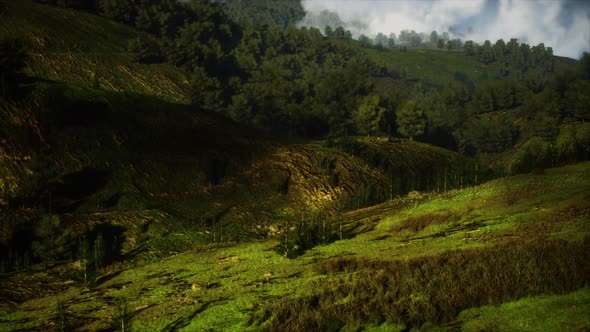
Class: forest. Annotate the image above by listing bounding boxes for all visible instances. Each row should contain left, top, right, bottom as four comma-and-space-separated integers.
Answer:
0, 0, 589, 331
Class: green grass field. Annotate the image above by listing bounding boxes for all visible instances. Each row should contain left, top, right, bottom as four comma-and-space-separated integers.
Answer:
1, 162, 588, 331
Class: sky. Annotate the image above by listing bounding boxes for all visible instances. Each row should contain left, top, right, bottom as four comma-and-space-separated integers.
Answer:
298, 0, 590, 59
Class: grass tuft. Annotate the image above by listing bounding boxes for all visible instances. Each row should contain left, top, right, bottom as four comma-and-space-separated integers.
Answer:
257, 237, 590, 331
391, 210, 461, 233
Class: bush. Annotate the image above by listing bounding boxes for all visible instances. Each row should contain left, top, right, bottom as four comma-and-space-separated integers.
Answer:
392, 211, 460, 232
31, 214, 74, 267
554, 127, 578, 162
509, 137, 552, 174
127, 37, 164, 64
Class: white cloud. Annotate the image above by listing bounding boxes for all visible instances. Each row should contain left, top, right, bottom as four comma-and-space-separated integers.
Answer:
299, 0, 590, 58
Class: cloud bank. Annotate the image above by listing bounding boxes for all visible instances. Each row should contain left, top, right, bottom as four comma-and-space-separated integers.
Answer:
299, 0, 590, 59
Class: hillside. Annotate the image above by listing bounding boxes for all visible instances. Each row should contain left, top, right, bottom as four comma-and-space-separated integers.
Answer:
365, 47, 579, 89
0, 1, 589, 331
0, 0, 189, 103
1, 162, 588, 330
0, 1, 474, 259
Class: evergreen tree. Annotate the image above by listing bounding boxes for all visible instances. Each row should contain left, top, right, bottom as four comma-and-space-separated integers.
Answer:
31, 215, 74, 268
509, 137, 552, 174
127, 36, 163, 64
324, 25, 333, 38
354, 95, 383, 136
429, 30, 439, 44
397, 100, 426, 139
463, 40, 475, 55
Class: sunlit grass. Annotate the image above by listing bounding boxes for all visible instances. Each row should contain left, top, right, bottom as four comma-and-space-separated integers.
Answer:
459, 287, 590, 332
1, 162, 588, 330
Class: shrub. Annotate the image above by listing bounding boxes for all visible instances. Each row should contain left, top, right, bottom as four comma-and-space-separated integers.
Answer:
392, 211, 460, 232
127, 37, 164, 64
554, 127, 578, 162
31, 214, 74, 268
509, 137, 552, 174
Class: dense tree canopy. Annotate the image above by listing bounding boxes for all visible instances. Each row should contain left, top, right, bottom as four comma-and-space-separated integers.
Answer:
41, 0, 590, 168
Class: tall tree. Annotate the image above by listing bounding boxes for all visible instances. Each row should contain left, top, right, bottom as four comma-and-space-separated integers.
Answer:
354, 95, 383, 136
463, 40, 475, 56
397, 100, 426, 139
374, 32, 388, 48
429, 30, 439, 44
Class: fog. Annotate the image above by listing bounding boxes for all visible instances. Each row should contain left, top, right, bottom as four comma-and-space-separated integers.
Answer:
298, 0, 590, 59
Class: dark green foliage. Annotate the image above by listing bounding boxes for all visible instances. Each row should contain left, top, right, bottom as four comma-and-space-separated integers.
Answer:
220, 0, 304, 29
228, 26, 374, 136
354, 95, 383, 136
99, 0, 188, 37
463, 40, 475, 55
0, 38, 28, 99
457, 115, 515, 154
166, 10, 238, 73
190, 66, 223, 112
127, 36, 163, 64
446, 39, 462, 50
100, 0, 135, 25
564, 80, 590, 121
509, 137, 552, 174
554, 127, 578, 162
581, 52, 590, 80
31, 214, 74, 267
554, 123, 590, 162
472, 38, 553, 78
396, 100, 426, 139
255, 238, 590, 331
528, 113, 560, 141
574, 123, 590, 160
331, 27, 349, 40
274, 208, 341, 259
358, 34, 373, 48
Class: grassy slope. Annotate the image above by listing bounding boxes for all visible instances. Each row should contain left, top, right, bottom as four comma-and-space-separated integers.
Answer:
0, 162, 588, 330
366, 48, 496, 87
1, 3, 587, 330
0, 0, 189, 103
365, 47, 579, 99
0, 2, 474, 256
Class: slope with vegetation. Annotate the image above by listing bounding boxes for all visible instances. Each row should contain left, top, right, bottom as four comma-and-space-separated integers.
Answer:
0, 0, 589, 331
1, 162, 588, 330
0, 0, 475, 274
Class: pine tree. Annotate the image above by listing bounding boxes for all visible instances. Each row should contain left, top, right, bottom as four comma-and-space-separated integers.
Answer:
354, 95, 383, 136
396, 101, 426, 139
